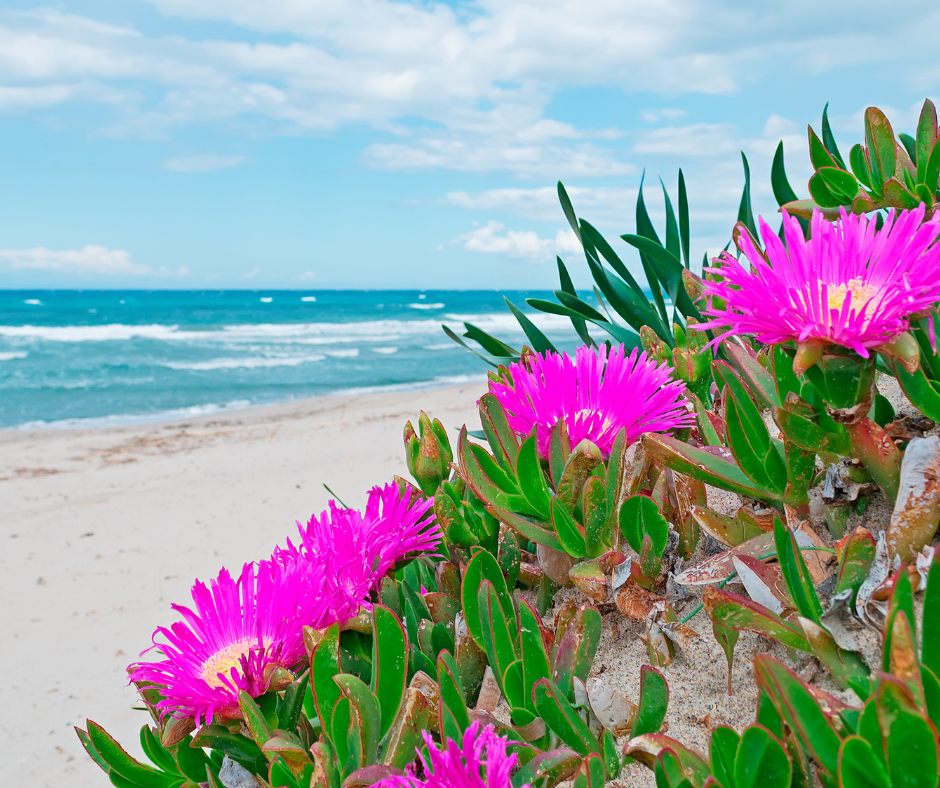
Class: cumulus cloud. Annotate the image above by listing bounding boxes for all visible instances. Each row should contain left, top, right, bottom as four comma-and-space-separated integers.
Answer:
0, 245, 187, 277
162, 153, 246, 173
451, 221, 581, 263
447, 185, 639, 224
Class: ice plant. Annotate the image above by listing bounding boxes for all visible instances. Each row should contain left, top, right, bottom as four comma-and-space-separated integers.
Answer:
273, 481, 440, 627
375, 722, 527, 788
697, 205, 940, 357
488, 344, 692, 456
129, 559, 319, 726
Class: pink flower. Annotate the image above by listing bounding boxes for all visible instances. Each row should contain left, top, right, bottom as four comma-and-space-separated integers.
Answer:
695, 206, 940, 356
375, 723, 529, 788
129, 560, 319, 726
130, 483, 439, 726
272, 481, 440, 628
488, 344, 692, 457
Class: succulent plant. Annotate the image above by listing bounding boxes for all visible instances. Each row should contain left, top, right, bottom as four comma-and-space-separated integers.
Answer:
781, 100, 940, 222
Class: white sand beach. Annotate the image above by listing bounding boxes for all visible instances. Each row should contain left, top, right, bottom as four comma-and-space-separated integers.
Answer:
2, 383, 485, 787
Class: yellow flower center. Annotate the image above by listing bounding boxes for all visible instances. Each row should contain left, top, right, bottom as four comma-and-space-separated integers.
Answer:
826, 278, 880, 316
200, 639, 256, 688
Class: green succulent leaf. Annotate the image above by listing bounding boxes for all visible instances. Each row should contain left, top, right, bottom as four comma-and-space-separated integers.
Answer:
516, 435, 553, 521
619, 494, 668, 557
734, 725, 792, 788
632, 666, 669, 737
753, 656, 841, 778
85, 721, 182, 788
533, 679, 601, 756
838, 735, 890, 788
461, 549, 515, 651
512, 748, 581, 788
709, 726, 740, 788
774, 517, 823, 623
371, 605, 407, 739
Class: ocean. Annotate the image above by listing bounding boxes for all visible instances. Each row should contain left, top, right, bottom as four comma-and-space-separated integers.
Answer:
0, 290, 580, 429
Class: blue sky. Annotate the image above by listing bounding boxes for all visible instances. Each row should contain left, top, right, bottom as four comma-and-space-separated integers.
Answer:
0, 0, 938, 290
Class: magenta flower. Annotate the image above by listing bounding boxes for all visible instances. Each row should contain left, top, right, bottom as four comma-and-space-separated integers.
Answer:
696, 205, 940, 357
129, 560, 319, 726
488, 344, 692, 457
375, 723, 529, 788
130, 483, 438, 727
273, 482, 440, 628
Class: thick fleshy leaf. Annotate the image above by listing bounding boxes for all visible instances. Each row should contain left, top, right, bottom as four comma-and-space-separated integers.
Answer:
552, 606, 602, 701
704, 586, 810, 652
631, 665, 669, 737
512, 747, 581, 788
619, 494, 669, 557
734, 724, 792, 788
774, 517, 823, 623
838, 735, 891, 788
551, 496, 587, 558
370, 605, 407, 739
311, 625, 342, 745
692, 505, 763, 548
437, 651, 470, 739
461, 549, 515, 651
753, 655, 840, 778
533, 679, 600, 756
477, 580, 518, 696
835, 526, 877, 600
883, 567, 916, 674
516, 435, 553, 521
865, 107, 897, 192
641, 433, 779, 503
334, 675, 380, 766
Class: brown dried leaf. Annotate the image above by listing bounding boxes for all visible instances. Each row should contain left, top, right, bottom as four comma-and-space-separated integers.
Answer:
615, 584, 664, 621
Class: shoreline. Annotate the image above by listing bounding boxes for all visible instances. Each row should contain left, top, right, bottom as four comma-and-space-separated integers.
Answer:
1, 373, 488, 434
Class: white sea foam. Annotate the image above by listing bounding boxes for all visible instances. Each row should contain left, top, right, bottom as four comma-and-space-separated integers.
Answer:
17, 399, 254, 430
408, 303, 445, 310
0, 324, 182, 341
324, 349, 359, 358
373, 347, 398, 355
301, 296, 317, 302
260, 297, 273, 303
23, 299, 42, 305
0, 311, 573, 347
164, 355, 325, 370
333, 373, 486, 398
0, 351, 28, 361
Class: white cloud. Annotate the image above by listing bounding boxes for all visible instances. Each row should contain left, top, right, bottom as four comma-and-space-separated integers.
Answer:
0, 245, 152, 275
640, 108, 687, 123
633, 123, 737, 157
0, 245, 191, 277
162, 153, 246, 173
447, 185, 638, 224
241, 267, 261, 279
452, 220, 581, 263
297, 271, 317, 281
0, 2, 935, 175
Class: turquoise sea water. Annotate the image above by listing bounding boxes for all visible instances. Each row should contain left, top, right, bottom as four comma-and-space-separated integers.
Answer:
0, 290, 579, 429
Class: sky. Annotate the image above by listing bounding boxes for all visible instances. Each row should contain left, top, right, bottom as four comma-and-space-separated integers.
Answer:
0, 0, 938, 290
